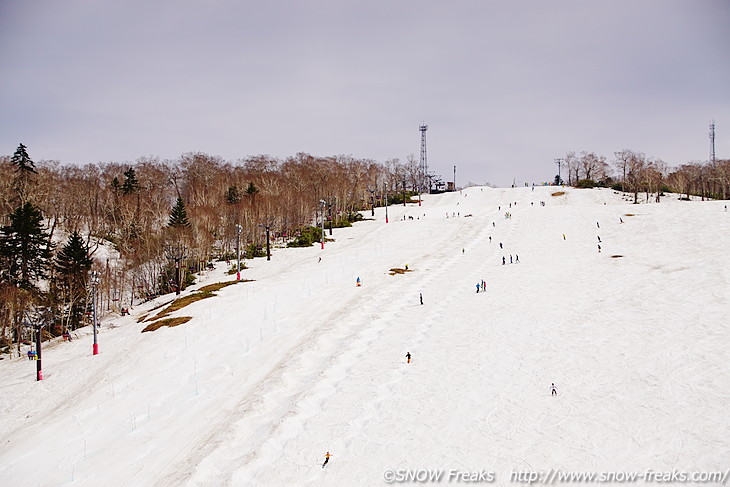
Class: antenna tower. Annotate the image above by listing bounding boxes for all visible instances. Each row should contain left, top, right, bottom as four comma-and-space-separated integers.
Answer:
709, 120, 716, 164
419, 124, 428, 191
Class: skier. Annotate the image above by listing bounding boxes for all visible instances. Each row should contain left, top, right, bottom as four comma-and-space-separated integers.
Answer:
492, 222, 495, 227
515, 255, 519, 263
551, 383, 557, 396
489, 236, 492, 243
597, 222, 600, 228
476, 283, 481, 293
598, 244, 601, 253
597, 236, 601, 243
406, 352, 411, 364
481, 279, 486, 291
322, 452, 331, 468
419, 293, 423, 305
502, 256, 506, 265
356, 277, 361, 287
499, 242, 503, 249
462, 248, 465, 254
620, 218, 624, 224
562, 234, 566, 240
318, 257, 321, 263
510, 255, 513, 264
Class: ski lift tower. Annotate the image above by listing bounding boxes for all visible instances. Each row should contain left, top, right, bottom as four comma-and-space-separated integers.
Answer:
419, 125, 428, 192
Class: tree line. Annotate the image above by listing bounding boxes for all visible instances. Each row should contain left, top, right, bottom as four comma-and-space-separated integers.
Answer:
0, 144, 726, 353
0, 146, 422, 353
557, 150, 729, 203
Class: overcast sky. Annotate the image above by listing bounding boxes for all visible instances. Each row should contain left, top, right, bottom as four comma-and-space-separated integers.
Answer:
1, 0, 728, 187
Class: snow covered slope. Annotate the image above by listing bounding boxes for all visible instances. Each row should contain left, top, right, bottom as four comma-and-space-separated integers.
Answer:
1, 186, 728, 486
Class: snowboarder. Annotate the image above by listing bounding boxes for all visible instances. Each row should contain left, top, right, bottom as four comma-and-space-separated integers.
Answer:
476, 283, 481, 293
322, 452, 331, 468
551, 383, 557, 396
419, 293, 423, 305
406, 352, 411, 364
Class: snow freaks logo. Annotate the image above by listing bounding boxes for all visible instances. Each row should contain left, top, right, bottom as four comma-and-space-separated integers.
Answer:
383, 469, 496, 483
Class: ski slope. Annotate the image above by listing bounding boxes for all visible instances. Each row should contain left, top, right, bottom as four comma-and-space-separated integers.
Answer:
1, 186, 728, 486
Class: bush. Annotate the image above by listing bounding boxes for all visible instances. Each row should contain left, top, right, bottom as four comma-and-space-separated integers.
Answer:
287, 226, 323, 247
575, 179, 597, 188
244, 243, 266, 258
347, 211, 364, 223
227, 262, 248, 275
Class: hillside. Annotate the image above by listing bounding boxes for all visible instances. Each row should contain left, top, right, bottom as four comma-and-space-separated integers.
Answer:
1, 186, 728, 486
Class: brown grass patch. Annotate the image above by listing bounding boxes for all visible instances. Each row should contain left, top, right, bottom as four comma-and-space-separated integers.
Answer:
624, 213, 635, 216
389, 268, 413, 275
147, 280, 252, 321
142, 316, 192, 333
198, 280, 246, 293
137, 314, 149, 323
551, 191, 565, 197
610, 255, 623, 258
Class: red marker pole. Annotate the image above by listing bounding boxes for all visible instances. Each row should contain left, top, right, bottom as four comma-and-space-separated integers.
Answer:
91, 271, 100, 355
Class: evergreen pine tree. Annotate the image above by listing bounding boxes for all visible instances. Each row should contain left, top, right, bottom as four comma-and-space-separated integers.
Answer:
11, 143, 37, 174
168, 197, 191, 227
111, 176, 121, 193
226, 185, 242, 204
11, 143, 37, 203
54, 231, 93, 330
245, 182, 259, 197
0, 202, 53, 289
122, 168, 140, 195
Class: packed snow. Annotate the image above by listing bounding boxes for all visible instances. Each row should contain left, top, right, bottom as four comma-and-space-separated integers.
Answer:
1, 186, 728, 486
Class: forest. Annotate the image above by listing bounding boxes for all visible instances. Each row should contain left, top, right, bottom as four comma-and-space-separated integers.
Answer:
0, 144, 727, 353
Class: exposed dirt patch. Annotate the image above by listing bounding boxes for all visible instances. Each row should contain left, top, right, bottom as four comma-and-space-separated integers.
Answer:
551, 191, 565, 197
142, 316, 192, 333
389, 268, 413, 275
147, 280, 252, 321
610, 255, 623, 258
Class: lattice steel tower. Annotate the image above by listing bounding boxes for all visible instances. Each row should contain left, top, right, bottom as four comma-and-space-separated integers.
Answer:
419, 124, 428, 191
709, 120, 716, 164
